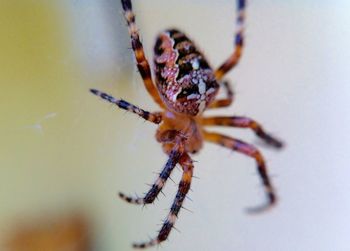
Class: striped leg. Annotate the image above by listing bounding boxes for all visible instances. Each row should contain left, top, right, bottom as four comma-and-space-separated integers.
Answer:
90, 89, 162, 124
121, 0, 165, 108
202, 116, 283, 148
215, 0, 245, 80
203, 131, 276, 213
119, 143, 184, 205
208, 81, 234, 109
133, 153, 193, 249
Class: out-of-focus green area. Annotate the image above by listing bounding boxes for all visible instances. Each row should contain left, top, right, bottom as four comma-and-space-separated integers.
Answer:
0, 2, 135, 250
0, 1, 70, 131
0, 1, 81, 220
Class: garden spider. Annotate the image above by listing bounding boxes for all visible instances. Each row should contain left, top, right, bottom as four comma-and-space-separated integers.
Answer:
90, 0, 283, 248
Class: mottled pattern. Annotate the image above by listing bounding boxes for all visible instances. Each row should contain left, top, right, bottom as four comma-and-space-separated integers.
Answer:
90, 0, 284, 249
154, 29, 219, 116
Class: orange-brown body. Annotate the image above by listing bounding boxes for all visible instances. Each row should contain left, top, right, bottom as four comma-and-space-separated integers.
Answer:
156, 111, 204, 154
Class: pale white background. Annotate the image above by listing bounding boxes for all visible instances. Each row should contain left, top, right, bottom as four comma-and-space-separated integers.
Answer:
1, 1, 350, 251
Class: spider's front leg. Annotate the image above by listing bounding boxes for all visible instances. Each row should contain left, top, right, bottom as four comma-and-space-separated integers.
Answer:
215, 0, 245, 80
119, 132, 186, 205
201, 116, 283, 148
203, 130, 276, 213
121, 0, 165, 108
90, 89, 162, 124
119, 143, 184, 205
133, 153, 194, 249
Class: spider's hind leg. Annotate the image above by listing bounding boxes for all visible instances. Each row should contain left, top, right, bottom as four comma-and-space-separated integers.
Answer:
203, 130, 277, 213
133, 153, 194, 249
201, 115, 283, 148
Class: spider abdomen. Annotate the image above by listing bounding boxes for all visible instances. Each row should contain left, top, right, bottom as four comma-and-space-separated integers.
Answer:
154, 29, 219, 116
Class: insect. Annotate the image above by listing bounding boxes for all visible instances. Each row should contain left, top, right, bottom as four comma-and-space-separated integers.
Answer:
90, 0, 283, 248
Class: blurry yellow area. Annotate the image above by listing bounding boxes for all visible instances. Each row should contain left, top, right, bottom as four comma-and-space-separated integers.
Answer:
0, 2, 131, 250
0, 1, 68, 129
0, 0, 83, 234
0, 0, 72, 214
0, 0, 162, 249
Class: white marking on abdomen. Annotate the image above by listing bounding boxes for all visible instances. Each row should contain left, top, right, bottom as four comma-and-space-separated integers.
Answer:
198, 79, 206, 95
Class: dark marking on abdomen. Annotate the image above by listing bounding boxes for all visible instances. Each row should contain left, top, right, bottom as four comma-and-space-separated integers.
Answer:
163, 29, 211, 80
154, 37, 164, 56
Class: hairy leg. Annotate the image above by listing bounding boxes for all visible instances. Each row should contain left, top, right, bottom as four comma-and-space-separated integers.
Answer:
90, 89, 162, 124
119, 142, 185, 205
215, 0, 245, 80
208, 81, 234, 109
201, 116, 283, 148
121, 0, 165, 108
133, 153, 194, 248
203, 130, 276, 213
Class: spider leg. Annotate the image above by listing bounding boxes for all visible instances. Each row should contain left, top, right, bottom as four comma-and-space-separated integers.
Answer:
203, 130, 276, 213
201, 116, 283, 148
208, 81, 234, 109
215, 0, 245, 80
121, 0, 165, 108
133, 153, 193, 249
119, 140, 185, 205
90, 89, 162, 124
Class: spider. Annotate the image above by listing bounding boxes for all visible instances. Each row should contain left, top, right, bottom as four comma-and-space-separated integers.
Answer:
90, 0, 283, 248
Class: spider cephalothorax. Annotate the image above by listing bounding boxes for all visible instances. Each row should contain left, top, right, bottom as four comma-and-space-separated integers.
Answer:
90, 0, 283, 249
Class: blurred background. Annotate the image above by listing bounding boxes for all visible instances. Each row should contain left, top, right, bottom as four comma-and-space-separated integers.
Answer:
1, 0, 350, 250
